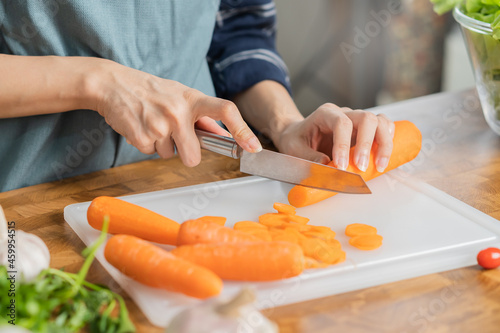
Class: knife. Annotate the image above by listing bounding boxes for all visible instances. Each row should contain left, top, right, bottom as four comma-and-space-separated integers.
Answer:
195, 130, 371, 194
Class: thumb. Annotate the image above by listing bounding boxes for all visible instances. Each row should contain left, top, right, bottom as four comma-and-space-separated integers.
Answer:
293, 144, 331, 165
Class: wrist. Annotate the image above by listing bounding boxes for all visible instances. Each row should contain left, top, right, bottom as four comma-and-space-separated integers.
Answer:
79, 57, 116, 113
233, 80, 304, 148
266, 111, 303, 148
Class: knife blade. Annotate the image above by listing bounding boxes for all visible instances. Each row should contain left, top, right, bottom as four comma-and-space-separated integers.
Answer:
195, 129, 371, 194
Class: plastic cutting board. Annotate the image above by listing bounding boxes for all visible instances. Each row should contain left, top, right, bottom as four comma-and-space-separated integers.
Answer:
63, 172, 500, 327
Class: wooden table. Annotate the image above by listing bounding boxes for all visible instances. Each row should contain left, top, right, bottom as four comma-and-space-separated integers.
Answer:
2, 89, 499, 332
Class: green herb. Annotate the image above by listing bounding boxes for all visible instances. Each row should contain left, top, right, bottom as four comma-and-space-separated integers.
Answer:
430, 0, 500, 39
0, 216, 136, 332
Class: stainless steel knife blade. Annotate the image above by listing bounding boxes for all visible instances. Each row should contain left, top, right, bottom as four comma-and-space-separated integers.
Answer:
239, 149, 370, 194
195, 129, 371, 194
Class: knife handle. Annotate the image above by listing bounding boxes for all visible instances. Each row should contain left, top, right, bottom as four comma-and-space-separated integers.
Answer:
195, 129, 241, 159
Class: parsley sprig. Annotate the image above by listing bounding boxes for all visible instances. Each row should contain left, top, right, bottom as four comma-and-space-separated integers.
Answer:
0, 217, 135, 333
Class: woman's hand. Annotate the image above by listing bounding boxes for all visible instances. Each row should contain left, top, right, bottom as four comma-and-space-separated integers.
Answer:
233, 81, 394, 173
276, 103, 395, 172
92, 60, 261, 167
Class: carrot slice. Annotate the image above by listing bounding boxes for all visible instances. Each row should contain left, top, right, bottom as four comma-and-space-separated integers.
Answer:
349, 234, 383, 250
326, 239, 342, 250
104, 235, 222, 299
305, 256, 331, 269
345, 223, 378, 237
287, 215, 310, 225
311, 225, 337, 235
171, 241, 305, 281
288, 121, 422, 207
269, 229, 299, 244
87, 196, 180, 245
177, 219, 258, 246
243, 228, 273, 241
198, 216, 227, 226
303, 230, 336, 241
284, 227, 308, 241
283, 222, 312, 232
273, 202, 296, 215
259, 213, 289, 227
300, 238, 345, 264
233, 221, 267, 231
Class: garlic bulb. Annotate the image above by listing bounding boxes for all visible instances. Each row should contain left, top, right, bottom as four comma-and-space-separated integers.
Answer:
0, 206, 50, 282
166, 288, 278, 333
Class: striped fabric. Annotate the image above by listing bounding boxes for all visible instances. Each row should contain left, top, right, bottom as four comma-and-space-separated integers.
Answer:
208, 0, 292, 98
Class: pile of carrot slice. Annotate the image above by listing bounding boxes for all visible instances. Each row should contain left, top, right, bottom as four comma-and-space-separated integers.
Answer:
233, 202, 346, 268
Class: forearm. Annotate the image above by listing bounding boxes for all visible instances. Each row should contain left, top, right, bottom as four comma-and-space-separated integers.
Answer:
0, 54, 103, 118
232, 80, 303, 148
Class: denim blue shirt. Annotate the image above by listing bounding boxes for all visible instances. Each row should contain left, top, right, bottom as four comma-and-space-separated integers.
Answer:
0, 0, 290, 192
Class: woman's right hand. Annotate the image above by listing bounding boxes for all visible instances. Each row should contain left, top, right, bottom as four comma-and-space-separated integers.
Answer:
91, 60, 262, 167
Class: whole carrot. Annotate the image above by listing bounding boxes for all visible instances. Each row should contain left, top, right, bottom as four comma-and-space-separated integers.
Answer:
171, 241, 305, 281
104, 234, 223, 299
288, 120, 422, 207
176, 219, 259, 246
87, 196, 180, 245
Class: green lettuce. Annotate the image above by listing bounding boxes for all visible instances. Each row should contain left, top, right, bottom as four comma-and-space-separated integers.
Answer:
431, 0, 500, 39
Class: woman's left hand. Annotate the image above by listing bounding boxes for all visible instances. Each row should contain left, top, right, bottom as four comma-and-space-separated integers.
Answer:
275, 103, 395, 172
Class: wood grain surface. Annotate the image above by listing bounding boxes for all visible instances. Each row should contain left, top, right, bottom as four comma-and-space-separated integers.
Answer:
1, 89, 499, 332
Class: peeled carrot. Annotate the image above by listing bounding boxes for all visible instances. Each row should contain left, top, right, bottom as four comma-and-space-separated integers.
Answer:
345, 223, 378, 237
87, 196, 180, 245
349, 234, 383, 251
104, 235, 222, 299
171, 241, 305, 281
197, 216, 227, 226
288, 120, 422, 207
177, 219, 258, 246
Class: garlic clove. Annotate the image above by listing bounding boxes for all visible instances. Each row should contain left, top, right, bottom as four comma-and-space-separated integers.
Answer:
16, 230, 51, 282
0, 205, 51, 283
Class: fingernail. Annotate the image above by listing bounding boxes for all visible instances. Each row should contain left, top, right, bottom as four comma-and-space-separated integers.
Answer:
247, 136, 262, 153
389, 125, 395, 139
357, 151, 369, 172
376, 157, 389, 173
336, 156, 348, 170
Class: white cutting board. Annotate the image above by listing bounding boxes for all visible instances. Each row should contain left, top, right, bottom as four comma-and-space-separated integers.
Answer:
64, 172, 500, 328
